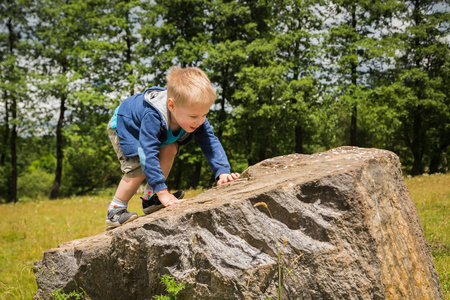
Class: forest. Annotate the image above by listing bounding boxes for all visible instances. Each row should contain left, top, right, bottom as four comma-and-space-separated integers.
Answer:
0, 0, 449, 203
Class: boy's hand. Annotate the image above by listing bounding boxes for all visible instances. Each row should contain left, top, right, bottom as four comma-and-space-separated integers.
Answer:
156, 189, 185, 207
217, 173, 240, 185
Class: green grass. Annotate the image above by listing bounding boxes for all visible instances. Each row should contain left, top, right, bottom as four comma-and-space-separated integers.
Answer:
405, 173, 450, 299
0, 175, 448, 299
0, 189, 203, 300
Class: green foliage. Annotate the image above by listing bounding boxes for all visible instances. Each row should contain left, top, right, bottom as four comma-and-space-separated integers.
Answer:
375, 0, 450, 175
1, 0, 449, 202
0, 0, 33, 202
17, 168, 53, 201
52, 289, 85, 300
324, 0, 404, 146
140, 0, 210, 83
152, 275, 185, 300
28, 153, 56, 173
59, 106, 121, 196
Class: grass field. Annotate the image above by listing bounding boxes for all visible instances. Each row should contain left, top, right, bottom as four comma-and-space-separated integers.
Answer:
405, 174, 449, 298
0, 176, 448, 299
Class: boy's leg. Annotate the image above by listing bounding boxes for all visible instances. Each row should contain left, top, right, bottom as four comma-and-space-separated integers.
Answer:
143, 142, 178, 196
107, 121, 144, 227
115, 173, 146, 202
159, 142, 178, 178
142, 143, 177, 199
107, 173, 145, 227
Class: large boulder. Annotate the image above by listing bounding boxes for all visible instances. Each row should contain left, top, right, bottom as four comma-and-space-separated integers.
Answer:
34, 147, 442, 299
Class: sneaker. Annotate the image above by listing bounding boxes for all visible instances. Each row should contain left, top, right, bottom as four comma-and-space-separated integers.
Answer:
142, 189, 185, 215
106, 207, 138, 227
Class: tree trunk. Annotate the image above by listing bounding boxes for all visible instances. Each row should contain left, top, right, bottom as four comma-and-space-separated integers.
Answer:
209, 173, 215, 188
246, 128, 254, 167
428, 139, 449, 174
411, 152, 423, 176
173, 159, 183, 189
258, 142, 266, 163
125, 37, 134, 96
6, 17, 17, 203
1, 93, 9, 166
190, 161, 202, 189
9, 95, 17, 203
125, 4, 134, 97
295, 125, 303, 154
350, 104, 357, 146
50, 94, 67, 199
428, 149, 441, 174
217, 67, 228, 141
410, 112, 423, 176
350, 4, 358, 147
409, 2, 425, 176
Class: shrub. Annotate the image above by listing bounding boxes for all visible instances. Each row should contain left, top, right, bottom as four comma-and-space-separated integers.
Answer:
17, 169, 53, 201
153, 275, 185, 300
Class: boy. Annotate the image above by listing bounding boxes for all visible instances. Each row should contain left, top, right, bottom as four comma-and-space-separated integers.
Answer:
106, 66, 240, 227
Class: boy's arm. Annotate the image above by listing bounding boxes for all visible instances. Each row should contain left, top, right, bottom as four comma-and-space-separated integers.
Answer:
139, 112, 186, 206
194, 118, 231, 179
195, 118, 240, 185
138, 111, 168, 193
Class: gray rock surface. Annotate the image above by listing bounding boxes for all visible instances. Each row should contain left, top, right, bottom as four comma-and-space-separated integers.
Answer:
34, 147, 442, 299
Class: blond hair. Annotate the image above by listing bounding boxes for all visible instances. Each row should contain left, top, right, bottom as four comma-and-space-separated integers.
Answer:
166, 66, 216, 107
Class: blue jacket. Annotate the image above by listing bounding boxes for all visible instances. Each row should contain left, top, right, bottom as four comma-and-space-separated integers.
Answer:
113, 87, 231, 192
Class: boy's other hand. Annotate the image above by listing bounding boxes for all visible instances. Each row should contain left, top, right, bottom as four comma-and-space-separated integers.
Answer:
156, 189, 185, 207
217, 173, 240, 185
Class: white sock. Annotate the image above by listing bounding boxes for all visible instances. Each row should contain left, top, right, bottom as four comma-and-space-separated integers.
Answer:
108, 197, 128, 211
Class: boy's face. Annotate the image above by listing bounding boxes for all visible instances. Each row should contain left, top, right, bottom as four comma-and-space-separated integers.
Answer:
168, 98, 210, 133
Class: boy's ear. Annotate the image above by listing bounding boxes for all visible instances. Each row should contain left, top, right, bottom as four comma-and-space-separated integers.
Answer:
167, 98, 175, 112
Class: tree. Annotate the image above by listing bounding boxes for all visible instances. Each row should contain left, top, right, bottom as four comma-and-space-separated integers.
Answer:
275, 0, 326, 154
393, 0, 449, 175
230, 0, 284, 166
62, 101, 122, 195
0, 0, 30, 202
139, 0, 212, 188
140, 0, 211, 79
205, 0, 251, 142
33, 0, 98, 198
324, 0, 404, 146
202, 1, 256, 183
88, 0, 145, 98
